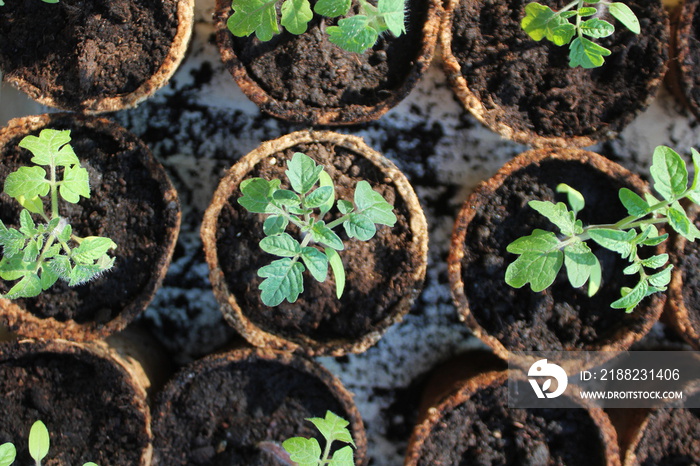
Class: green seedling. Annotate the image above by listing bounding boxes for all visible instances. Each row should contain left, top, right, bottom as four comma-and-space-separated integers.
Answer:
227, 0, 406, 53
0, 0, 58, 6
238, 152, 396, 307
282, 411, 356, 466
0, 129, 117, 299
0, 420, 99, 466
506, 146, 700, 313
521, 0, 640, 68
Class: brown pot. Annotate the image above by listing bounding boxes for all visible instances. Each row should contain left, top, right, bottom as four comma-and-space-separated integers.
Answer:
439, 0, 669, 148
151, 347, 367, 465
666, 0, 700, 121
0, 113, 181, 340
447, 148, 665, 362
405, 368, 621, 465
212, 0, 441, 125
0, 338, 152, 465
201, 130, 428, 356
0, 0, 194, 113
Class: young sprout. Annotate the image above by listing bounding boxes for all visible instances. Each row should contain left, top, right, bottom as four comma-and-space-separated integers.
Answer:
238, 152, 396, 307
226, 0, 406, 53
0, 420, 99, 466
521, 0, 640, 68
506, 146, 700, 313
0, 129, 117, 299
282, 411, 356, 466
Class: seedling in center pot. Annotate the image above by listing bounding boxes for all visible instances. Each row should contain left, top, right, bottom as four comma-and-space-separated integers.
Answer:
521, 0, 640, 68
506, 146, 700, 313
226, 0, 406, 53
0, 129, 117, 299
281, 411, 356, 465
238, 152, 396, 307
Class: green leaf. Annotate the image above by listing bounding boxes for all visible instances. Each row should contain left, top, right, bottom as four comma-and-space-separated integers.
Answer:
40, 265, 59, 290
263, 215, 289, 236
281, 0, 312, 35
0, 255, 35, 281
354, 181, 396, 226
610, 279, 648, 313
71, 237, 117, 264
258, 258, 305, 306
563, 241, 597, 288
60, 165, 90, 203
19, 129, 78, 167
6, 271, 41, 298
689, 148, 700, 195
580, 18, 614, 38
608, 2, 640, 34
287, 153, 323, 195
308, 411, 355, 447
548, 21, 576, 46
505, 249, 564, 292
317, 170, 335, 218
57, 222, 72, 243
641, 254, 669, 269
0, 443, 16, 466
29, 420, 50, 464
301, 247, 328, 282
282, 437, 321, 466
328, 16, 379, 53
272, 189, 301, 207
528, 200, 577, 236
260, 233, 301, 257
46, 255, 72, 281
330, 445, 355, 465
4, 166, 50, 200
325, 247, 345, 299
506, 229, 559, 254
588, 254, 602, 297
337, 200, 354, 215
650, 146, 688, 201
68, 260, 113, 286
239, 178, 274, 213
83, 463, 100, 466
668, 203, 700, 241
577, 6, 597, 16
623, 262, 641, 275
521, 2, 556, 41
648, 264, 673, 288
23, 238, 40, 263
227, 0, 279, 41
640, 225, 667, 246
16, 195, 44, 216
305, 186, 334, 209
314, 0, 350, 17
378, 0, 406, 36
589, 228, 634, 257
0, 224, 27, 257
311, 222, 344, 250
556, 183, 585, 215
344, 213, 376, 241
618, 188, 649, 216
569, 36, 611, 68
19, 209, 37, 237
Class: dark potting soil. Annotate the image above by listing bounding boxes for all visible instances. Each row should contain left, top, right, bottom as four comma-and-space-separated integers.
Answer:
215, 141, 421, 343
450, 0, 668, 138
226, 0, 428, 111
676, 215, 700, 340
415, 382, 607, 465
681, 0, 700, 119
152, 355, 354, 465
460, 159, 653, 351
0, 115, 178, 324
0, 344, 148, 465
0, 0, 178, 110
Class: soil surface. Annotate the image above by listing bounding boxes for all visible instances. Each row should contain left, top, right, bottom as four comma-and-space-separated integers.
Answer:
449, 0, 668, 138
460, 158, 654, 351
0, 0, 178, 110
0, 342, 148, 465
215, 140, 422, 344
0, 114, 178, 324
676, 215, 700, 340
678, 0, 700, 118
152, 353, 356, 465
414, 381, 606, 465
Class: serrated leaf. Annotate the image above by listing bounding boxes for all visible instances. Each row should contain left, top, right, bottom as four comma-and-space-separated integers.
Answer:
611, 279, 647, 312
649, 264, 673, 288
263, 215, 289, 236
308, 411, 355, 447
71, 237, 117, 264
521, 2, 556, 41
337, 200, 354, 215
6, 272, 42, 299
311, 222, 344, 250
344, 213, 376, 241
505, 249, 564, 292
19, 209, 37, 236
549, 21, 576, 46
650, 146, 687, 201
325, 247, 345, 299
668, 203, 700, 241
68, 261, 109, 286
0, 225, 27, 257
608, 2, 640, 34
260, 233, 301, 257
46, 255, 71, 280
282, 437, 321, 466
314, 0, 350, 17
588, 254, 602, 297
305, 186, 334, 209
589, 228, 634, 256
328, 16, 379, 53
227, 0, 279, 41
19, 129, 78, 167
23, 238, 40, 263
619, 188, 649, 216
272, 189, 301, 207
556, 183, 585, 214
281, 0, 312, 35
563, 241, 597, 288
40, 265, 59, 290
529, 200, 577, 236
60, 165, 90, 203
0, 443, 16, 466
330, 445, 355, 465
287, 153, 323, 195
4, 166, 50, 200
258, 258, 305, 306
378, 0, 406, 36
569, 36, 611, 68
29, 420, 50, 463
317, 171, 335, 218
354, 181, 396, 226
301, 247, 328, 282
641, 254, 669, 269
580, 18, 614, 38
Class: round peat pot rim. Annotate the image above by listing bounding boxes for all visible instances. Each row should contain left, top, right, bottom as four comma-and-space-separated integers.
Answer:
405, 370, 621, 465
201, 129, 428, 356
447, 147, 665, 361
439, 0, 668, 148
152, 347, 367, 465
1, 0, 194, 114
0, 113, 181, 341
0, 337, 153, 466
212, 0, 442, 125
